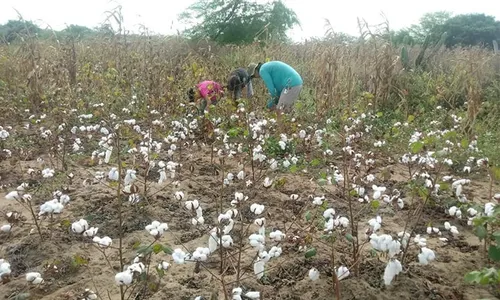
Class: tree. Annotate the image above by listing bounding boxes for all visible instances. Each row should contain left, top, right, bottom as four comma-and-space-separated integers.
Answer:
409, 11, 451, 44
0, 20, 42, 43
178, 0, 300, 44
60, 24, 94, 40
441, 13, 500, 48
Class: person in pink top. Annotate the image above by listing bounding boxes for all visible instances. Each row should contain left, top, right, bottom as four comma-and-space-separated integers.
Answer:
187, 80, 225, 113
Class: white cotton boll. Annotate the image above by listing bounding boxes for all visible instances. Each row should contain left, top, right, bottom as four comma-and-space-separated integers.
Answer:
245, 291, 260, 299
192, 247, 210, 261
185, 200, 200, 211
263, 177, 273, 187
323, 208, 335, 219
467, 208, 478, 217
5, 191, 20, 201
115, 271, 133, 285
232, 287, 243, 296
336, 266, 350, 280
254, 260, 266, 279
83, 227, 98, 237
192, 216, 205, 225
42, 168, 55, 178
26, 272, 42, 283
158, 261, 170, 270
397, 198, 404, 209
1, 224, 12, 232
250, 203, 265, 215
448, 206, 458, 216
237, 171, 245, 180
222, 235, 233, 248
227, 173, 234, 181
269, 246, 282, 258
290, 194, 299, 200
313, 196, 325, 206
368, 218, 382, 232
71, 219, 89, 234
32, 277, 44, 284
418, 247, 436, 265
269, 230, 285, 242
444, 222, 451, 230
249, 234, 265, 248
209, 230, 219, 253
450, 226, 459, 235
175, 191, 185, 200
172, 249, 187, 264
485, 203, 495, 216
308, 268, 320, 281
104, 146, 113, 164
432, 227, 440, 234
383, 259, 402, 286
426, 227, 432, 234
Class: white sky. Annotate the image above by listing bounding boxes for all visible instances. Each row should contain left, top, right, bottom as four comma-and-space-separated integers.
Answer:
1, 0, 499, 42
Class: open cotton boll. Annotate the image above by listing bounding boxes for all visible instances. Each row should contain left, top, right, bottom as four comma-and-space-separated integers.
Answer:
39, 199, 64, 215
172, 248, 187, 264
185, 200, 200, 211
249, 234, 265, 249
313, 196, 325, 206
1, 224, 12, 233
5, 191, 21, 201
93, 236, 112, 248
0, 259, 12, 278
83, 289, 98, 300
192, 247, 210, 261
383, 259, 402, 286
253, 259, 266, 279
245, 291, 260, 299
418, 247, 436, 265
26, 272, 43, 283
42, 168, 55, 178
323, 208, 336, 219
208, 230, 219, 253
263, 177, 273, 187
158, 261, 170, 270
336, 266, 350, 280
145, 221, 169, 237
83, 227, 98, 237
308, 268, 320, 281
368, 217, 382, 232
222, 235, 233, 248
290, 194, 299, 200
269, 246, 283, 258
467, 208, 478, 217
250, 203, 265, 215
174, 191, 185, 201
71, 219, 89, 234
269, 230, 286, 242
115, 270, 133, 285
413, 234, 427, 247
192, 216, 205, 225
237, 171, 245, 180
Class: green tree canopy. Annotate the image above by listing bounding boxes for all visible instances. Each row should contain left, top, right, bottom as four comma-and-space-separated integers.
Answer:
441, 13, 500, 48
178, 0, 300, 44
0, 20, 42, 43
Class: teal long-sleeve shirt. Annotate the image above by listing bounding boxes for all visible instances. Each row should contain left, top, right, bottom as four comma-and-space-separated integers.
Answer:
259, 61, 303, 99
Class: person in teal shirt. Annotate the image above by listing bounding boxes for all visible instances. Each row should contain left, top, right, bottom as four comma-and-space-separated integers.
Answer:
247, 61, 303, 113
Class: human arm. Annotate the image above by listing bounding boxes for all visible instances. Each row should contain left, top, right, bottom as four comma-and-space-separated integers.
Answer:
259, 68, 277, 98
246, 79, 254, 98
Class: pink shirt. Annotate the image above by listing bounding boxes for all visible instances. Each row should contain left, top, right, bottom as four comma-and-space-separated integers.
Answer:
197, 80, 224, 101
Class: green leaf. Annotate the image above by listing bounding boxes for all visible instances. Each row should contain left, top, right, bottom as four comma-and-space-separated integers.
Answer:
410, 141, 424, 154
460, 138, 469, 149
289, 165, 298, 173
371, 200, 380, 210
345, 233, 354, 243
488, 245, 500, 261
156, 267, 165, 278
137, 245, 153, 255
310, 159, 321, 167
317, 178, 327, 186
152, 244, 163, 254
493, 232, 500, 247
464, 271, 481, 283
492, 166, 500, 181
162, 245, 173, 255
304, 247, 317, 258
305, 211, 312, 222
474, 225, 488, 241
407, 115, 415, 123
376, 112, 383, 117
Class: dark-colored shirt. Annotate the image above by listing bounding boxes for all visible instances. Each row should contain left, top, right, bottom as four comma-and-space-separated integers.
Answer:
227, 68, 253, 100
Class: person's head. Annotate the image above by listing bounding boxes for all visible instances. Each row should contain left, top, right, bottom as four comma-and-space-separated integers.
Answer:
227, 75, 241, 92
248, 62, 263, 79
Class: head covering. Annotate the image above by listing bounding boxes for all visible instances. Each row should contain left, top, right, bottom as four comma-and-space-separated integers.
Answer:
247, 62, 259, 77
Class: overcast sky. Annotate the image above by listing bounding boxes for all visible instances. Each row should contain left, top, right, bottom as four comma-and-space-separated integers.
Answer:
1, 0, 499, 41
